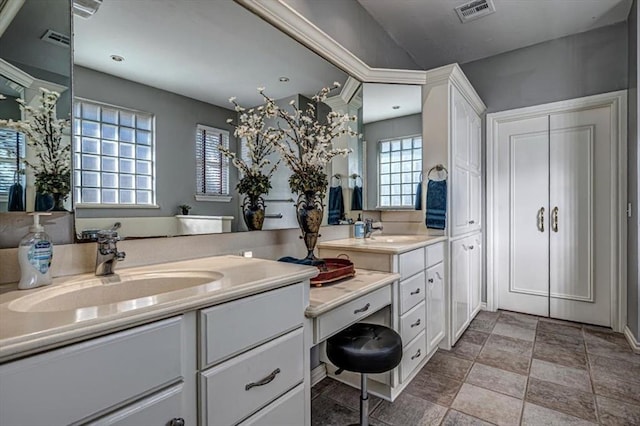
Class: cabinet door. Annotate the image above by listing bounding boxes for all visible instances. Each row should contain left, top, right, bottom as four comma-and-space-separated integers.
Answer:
451, 166, 470, 236
426, 263, 445, 354
452, 86, 470, 168
451, 238, 470, 343
469, 171, 482, 231
469, 113, 482, 173
469, 234, 482, 319
89, 384, 186, 426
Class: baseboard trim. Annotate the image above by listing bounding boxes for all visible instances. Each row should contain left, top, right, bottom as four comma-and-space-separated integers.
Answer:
311, 363, 327, 386
481, 302, 488, 310
623, 326, 640, 354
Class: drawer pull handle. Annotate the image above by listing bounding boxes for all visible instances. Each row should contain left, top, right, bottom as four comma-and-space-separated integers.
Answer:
245, 368, 281, 391
410, 288, 421, 295
411, 349, 422, 360
428, 278, 434, 283
410, 319, 421, 328
354, 303, 371, 314
169, 418, 185, 426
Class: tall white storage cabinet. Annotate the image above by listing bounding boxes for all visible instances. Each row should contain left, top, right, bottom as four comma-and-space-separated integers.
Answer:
422, 64, 486, 348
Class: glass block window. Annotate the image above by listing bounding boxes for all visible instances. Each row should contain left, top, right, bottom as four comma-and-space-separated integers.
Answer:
0, 129, 25, 199
196, 124, 229, 196
73, 99, 155, 205
378, 135, 422, 208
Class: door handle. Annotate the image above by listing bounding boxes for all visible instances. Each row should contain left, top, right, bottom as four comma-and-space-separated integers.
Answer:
538, 207, 545, 232
552, 206, 559, 232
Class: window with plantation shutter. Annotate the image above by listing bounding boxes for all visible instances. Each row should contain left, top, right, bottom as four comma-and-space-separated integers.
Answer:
0, 129, 25, 200
195, 124, 229, 199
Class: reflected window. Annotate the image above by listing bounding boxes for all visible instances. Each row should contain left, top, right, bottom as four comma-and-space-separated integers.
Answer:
0, 130, 25, 200
73, 99, 155, 206
195, 124, 229, 197
378, 135, 422, 208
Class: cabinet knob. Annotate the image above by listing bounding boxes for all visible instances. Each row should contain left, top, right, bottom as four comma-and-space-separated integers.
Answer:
469, 245, 474, 250
428, 278, 434, 283
468, 220, 475, 224
169, 418, 185, 426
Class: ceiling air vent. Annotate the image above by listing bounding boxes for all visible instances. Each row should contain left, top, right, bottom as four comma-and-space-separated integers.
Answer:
40, 29, 70, 48
455, 0, 496, 23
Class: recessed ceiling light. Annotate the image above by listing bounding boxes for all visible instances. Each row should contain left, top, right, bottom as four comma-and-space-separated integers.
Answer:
392, 105, 401, 110
279, 76, 290, 82
110, 55, 125, 62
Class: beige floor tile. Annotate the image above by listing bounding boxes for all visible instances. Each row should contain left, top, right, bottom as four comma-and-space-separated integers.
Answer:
466, 363, 527, 398
423, 350, 473, 381
404, 369, 463, 406
493, 322, 536, 342
591, 369, 640, 405
485, 333, 534, 356
529, 359, 592, 392
448, 341, 483, 360
311, 394, 360, 426
323, 380, 383, 414
498, 311, 539, 330
459, 329, 490, 346
521, 402, 596, 425
597, 395, 640, 426
526, 377, 597, 422
477, 345, 532, 375
589, 354, 640, 385
441, 409, 494, 426
371, 392, 447, 426
533, 341, 588, 370
451, 383, 523, 426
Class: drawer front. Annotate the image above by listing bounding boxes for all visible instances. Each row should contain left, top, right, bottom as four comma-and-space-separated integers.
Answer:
399, 271, 426, 313
400, 301, 426, 346
426, 242, 445, 267
0, 317, 183, 426
399, 248, 425, 279
90, 383, 185, 426
201, 328, 304, 426
239, 384, 305, 426
200, 283, 303, 368
315, 285, 392, 342
400, 331, 427, 382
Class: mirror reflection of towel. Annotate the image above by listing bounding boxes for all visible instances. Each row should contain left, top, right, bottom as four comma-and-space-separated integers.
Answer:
351, 185, 363, 211
414, 181, 422, 210
8, 182, 24, 211
426, 179, 447, 230
328, 186, 344, 224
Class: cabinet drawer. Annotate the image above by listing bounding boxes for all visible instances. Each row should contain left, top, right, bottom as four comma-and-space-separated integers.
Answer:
200, 283, 303, 367
426, 242, 445, 267
400, 331, 427, 382
0, 317, 183, 426
89, 383, 185, 426
200, 328, 304, 426
399, 248, 425, 279
400, 301, 426, 347
399, 271, 425, 313
238, 384, 305, 426
315, 285, 392, 342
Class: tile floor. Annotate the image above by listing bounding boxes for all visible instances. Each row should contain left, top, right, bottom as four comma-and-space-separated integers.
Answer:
311, 311, 640, 426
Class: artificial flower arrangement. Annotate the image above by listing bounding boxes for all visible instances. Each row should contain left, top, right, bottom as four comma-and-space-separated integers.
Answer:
0, 89, 70, 206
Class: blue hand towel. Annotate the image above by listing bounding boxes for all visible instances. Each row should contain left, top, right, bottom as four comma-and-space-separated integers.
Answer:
328, 185, 344, 225
8, 182, 24, 211
351, 185, 363, 211
426, 179, 447, 230
414, 181, 422, 211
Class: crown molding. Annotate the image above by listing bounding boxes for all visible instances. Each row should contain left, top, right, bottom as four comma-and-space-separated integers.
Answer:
0, 58, 33, 89
424, 64, 486, 114
236, 0, 427, 85
0, 0, 25, 38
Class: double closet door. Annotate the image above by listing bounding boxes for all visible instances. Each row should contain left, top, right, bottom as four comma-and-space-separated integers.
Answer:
495, 106, 613, 326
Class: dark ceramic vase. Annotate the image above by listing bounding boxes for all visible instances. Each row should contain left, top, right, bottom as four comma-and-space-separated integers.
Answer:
35, 193, 54, 212
243, 195, 265, 231
296, 191, 324, 262
51, 193, 66, 211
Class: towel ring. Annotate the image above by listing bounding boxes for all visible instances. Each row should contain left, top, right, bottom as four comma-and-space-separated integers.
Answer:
350, 173, 363, 186
332, 174, 342, 185
427, 164, 448, 180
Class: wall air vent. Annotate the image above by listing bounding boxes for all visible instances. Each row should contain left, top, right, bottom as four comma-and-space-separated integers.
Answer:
455, 0, 496, 23
40, 29, 70, 48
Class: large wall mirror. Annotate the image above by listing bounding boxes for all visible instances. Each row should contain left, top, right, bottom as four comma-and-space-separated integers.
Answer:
71, 0, 358, 238
0, 0, 73, 248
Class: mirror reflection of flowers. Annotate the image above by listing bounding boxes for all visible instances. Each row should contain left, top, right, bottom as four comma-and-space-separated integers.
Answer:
0, 89, 70, 205
221, 93, 281, 204
264, 82, 357, 197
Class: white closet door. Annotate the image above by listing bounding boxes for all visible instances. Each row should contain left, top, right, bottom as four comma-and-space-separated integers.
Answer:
495, 116, 549, 317
549, 107, 612, 326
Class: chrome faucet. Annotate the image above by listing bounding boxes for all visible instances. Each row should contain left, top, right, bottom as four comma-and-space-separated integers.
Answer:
95, 229, 126, 276
364, 218, 383, 238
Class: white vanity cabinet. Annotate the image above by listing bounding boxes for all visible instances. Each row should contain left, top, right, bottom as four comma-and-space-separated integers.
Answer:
450, 233, 482, 343
0, 281, 309, 426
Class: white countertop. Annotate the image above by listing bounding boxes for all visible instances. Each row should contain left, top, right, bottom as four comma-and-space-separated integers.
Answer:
0, 255, 317, 362
305, 269, 400, 318
317, 235, 447, 254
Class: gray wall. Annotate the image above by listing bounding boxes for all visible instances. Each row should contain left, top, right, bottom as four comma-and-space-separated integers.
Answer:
461, 22, 629, 114
285, 0, 420, 70
73, 66, 239, 224
363, 114, 422, 210
628, 0, 639, 340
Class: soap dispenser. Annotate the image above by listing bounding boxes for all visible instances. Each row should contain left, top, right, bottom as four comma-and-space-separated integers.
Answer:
354, 214, 364, 239
18, 212, 53, 290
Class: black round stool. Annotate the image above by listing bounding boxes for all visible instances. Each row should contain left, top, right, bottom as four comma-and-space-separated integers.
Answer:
326, 323, 402, 426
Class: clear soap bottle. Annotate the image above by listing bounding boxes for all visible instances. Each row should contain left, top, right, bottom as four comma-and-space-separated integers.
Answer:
18, 213, 53, 290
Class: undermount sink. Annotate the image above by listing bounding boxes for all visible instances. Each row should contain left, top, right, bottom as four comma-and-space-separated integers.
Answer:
8, 271, 224, 313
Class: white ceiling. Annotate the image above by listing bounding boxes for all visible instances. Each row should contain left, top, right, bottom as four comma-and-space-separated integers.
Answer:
362, 83, 421, 124
357, 0, 633, 69
73, 1, 347, 109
